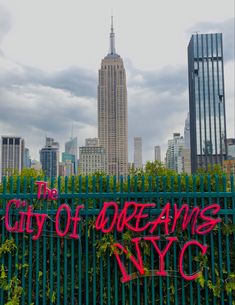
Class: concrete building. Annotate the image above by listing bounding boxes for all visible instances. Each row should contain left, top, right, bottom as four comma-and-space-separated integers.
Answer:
1, 136, 25, 178
59, 161, 74, 177
227, 138, 235, 160
40, 137, 59, 178
61, 153, 75, 175
134, 137, 142, 169
182, 113, 191, 174
98, 17, 128, 177
79, 138, 106, 175
85, 138, 100, 147
188, 33, 227, 172
154, 146, 161, 162
166, 133, 184, 173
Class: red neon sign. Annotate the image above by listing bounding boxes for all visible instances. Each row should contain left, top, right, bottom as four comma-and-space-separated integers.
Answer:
3, 181, 221, 283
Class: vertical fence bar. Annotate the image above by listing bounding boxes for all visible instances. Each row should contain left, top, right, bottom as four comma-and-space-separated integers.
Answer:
49, 177, 54, 305
0, 177, 7, 305
28, 177, 33, 305
21, 177, 27, 305
7, 177, 13, 286
56, 177, 61, 305
207, 175, 217, 305
223, 175, 232, 305
71, 176, 75, 305
200, 175, 209, 305
64, 177, 68, 305
35, 176, 40, 305
92, 176, 97, 305
215, 175, 225, 304
78, 176, 82, 305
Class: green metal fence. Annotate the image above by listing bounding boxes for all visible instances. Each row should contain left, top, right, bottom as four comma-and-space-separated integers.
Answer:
0, 175, 235, 305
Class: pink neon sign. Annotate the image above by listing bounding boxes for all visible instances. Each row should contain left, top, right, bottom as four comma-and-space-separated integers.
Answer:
3, 181, 221, 282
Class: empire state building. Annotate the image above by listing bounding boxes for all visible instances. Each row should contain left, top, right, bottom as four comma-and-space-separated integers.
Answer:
98, 18, 128, 176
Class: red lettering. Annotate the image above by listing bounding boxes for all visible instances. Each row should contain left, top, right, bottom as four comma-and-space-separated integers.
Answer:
133, 203, 155, 232
113, 237, 144, 283
149, 203, 171, 234
70, 205, 84, 238
19, 206, 34, 233
196, 204, 221, 234
171, 204, 200, 234
32, 213, 48, 240
35, 181, 58, 200
179, 240, 208, 280
144, 236, 177, 276
116, 202, 138, 232
5, 199, 20, 232
95, 202, 118, 233
55, 204, 71, 237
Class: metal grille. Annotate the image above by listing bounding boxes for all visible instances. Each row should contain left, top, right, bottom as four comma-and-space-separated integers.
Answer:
0, 175, 234, 305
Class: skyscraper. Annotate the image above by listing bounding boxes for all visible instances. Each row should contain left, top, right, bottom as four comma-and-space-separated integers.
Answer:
188, 33, 227, 172
154, 146, 161, 162
64, 137, 78, 175
134, 137, 142, 169
98, 17, 128, 177
166, 133, 184, 173
1, 136, 25, 178
24, 147, 31, 169
40, 137, 59, 178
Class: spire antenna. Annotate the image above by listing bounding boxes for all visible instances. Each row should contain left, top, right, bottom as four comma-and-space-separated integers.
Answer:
109, 15, 116, 54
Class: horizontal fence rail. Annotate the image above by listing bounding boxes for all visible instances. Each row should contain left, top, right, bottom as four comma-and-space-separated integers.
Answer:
0, 175, 234, 305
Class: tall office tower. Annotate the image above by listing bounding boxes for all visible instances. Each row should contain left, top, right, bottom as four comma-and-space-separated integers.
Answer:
188, 33, 227, 172
1, 136, 25, 178
98, 17, 128, 177
134, 137, 142, 169
79, 138, 106, 175
166, 133, 184, 173
40, 137, 59, 178
65, 137, 78, 175
23, 147, 31, 169
154, 146, 161, 162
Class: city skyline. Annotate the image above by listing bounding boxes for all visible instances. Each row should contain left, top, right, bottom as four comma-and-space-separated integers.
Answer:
0, 0, 234, 163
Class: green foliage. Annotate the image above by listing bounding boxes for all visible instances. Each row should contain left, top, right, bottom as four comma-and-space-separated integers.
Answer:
0, 239, 23, 305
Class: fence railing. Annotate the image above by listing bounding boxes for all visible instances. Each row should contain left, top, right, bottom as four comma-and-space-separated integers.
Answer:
0, 175, 234, 305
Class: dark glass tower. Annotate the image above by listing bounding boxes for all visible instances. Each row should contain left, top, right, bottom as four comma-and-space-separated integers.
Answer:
188, 33, 227, 172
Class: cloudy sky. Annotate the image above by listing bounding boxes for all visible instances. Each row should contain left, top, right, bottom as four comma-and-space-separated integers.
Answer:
0, 0, 234, 163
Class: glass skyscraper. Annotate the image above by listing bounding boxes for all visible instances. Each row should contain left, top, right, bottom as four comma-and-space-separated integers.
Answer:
188, 33, 227, 172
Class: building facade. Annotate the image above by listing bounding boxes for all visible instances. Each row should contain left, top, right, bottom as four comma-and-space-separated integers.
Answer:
134, 137, 142, 169
166, 133, 184, 173
226, 138, 235, 160
65, 137, 78, 175
1, 136, 25, 178
40, 137, 59, 178
188, 33, 227, 172
24, 147, 31, 169
154, 146, 161, 162
98, 18, 128, 177
79, 138, 106, 175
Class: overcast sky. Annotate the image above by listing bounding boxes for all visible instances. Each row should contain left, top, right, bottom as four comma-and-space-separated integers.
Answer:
0, 0, 234, 163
